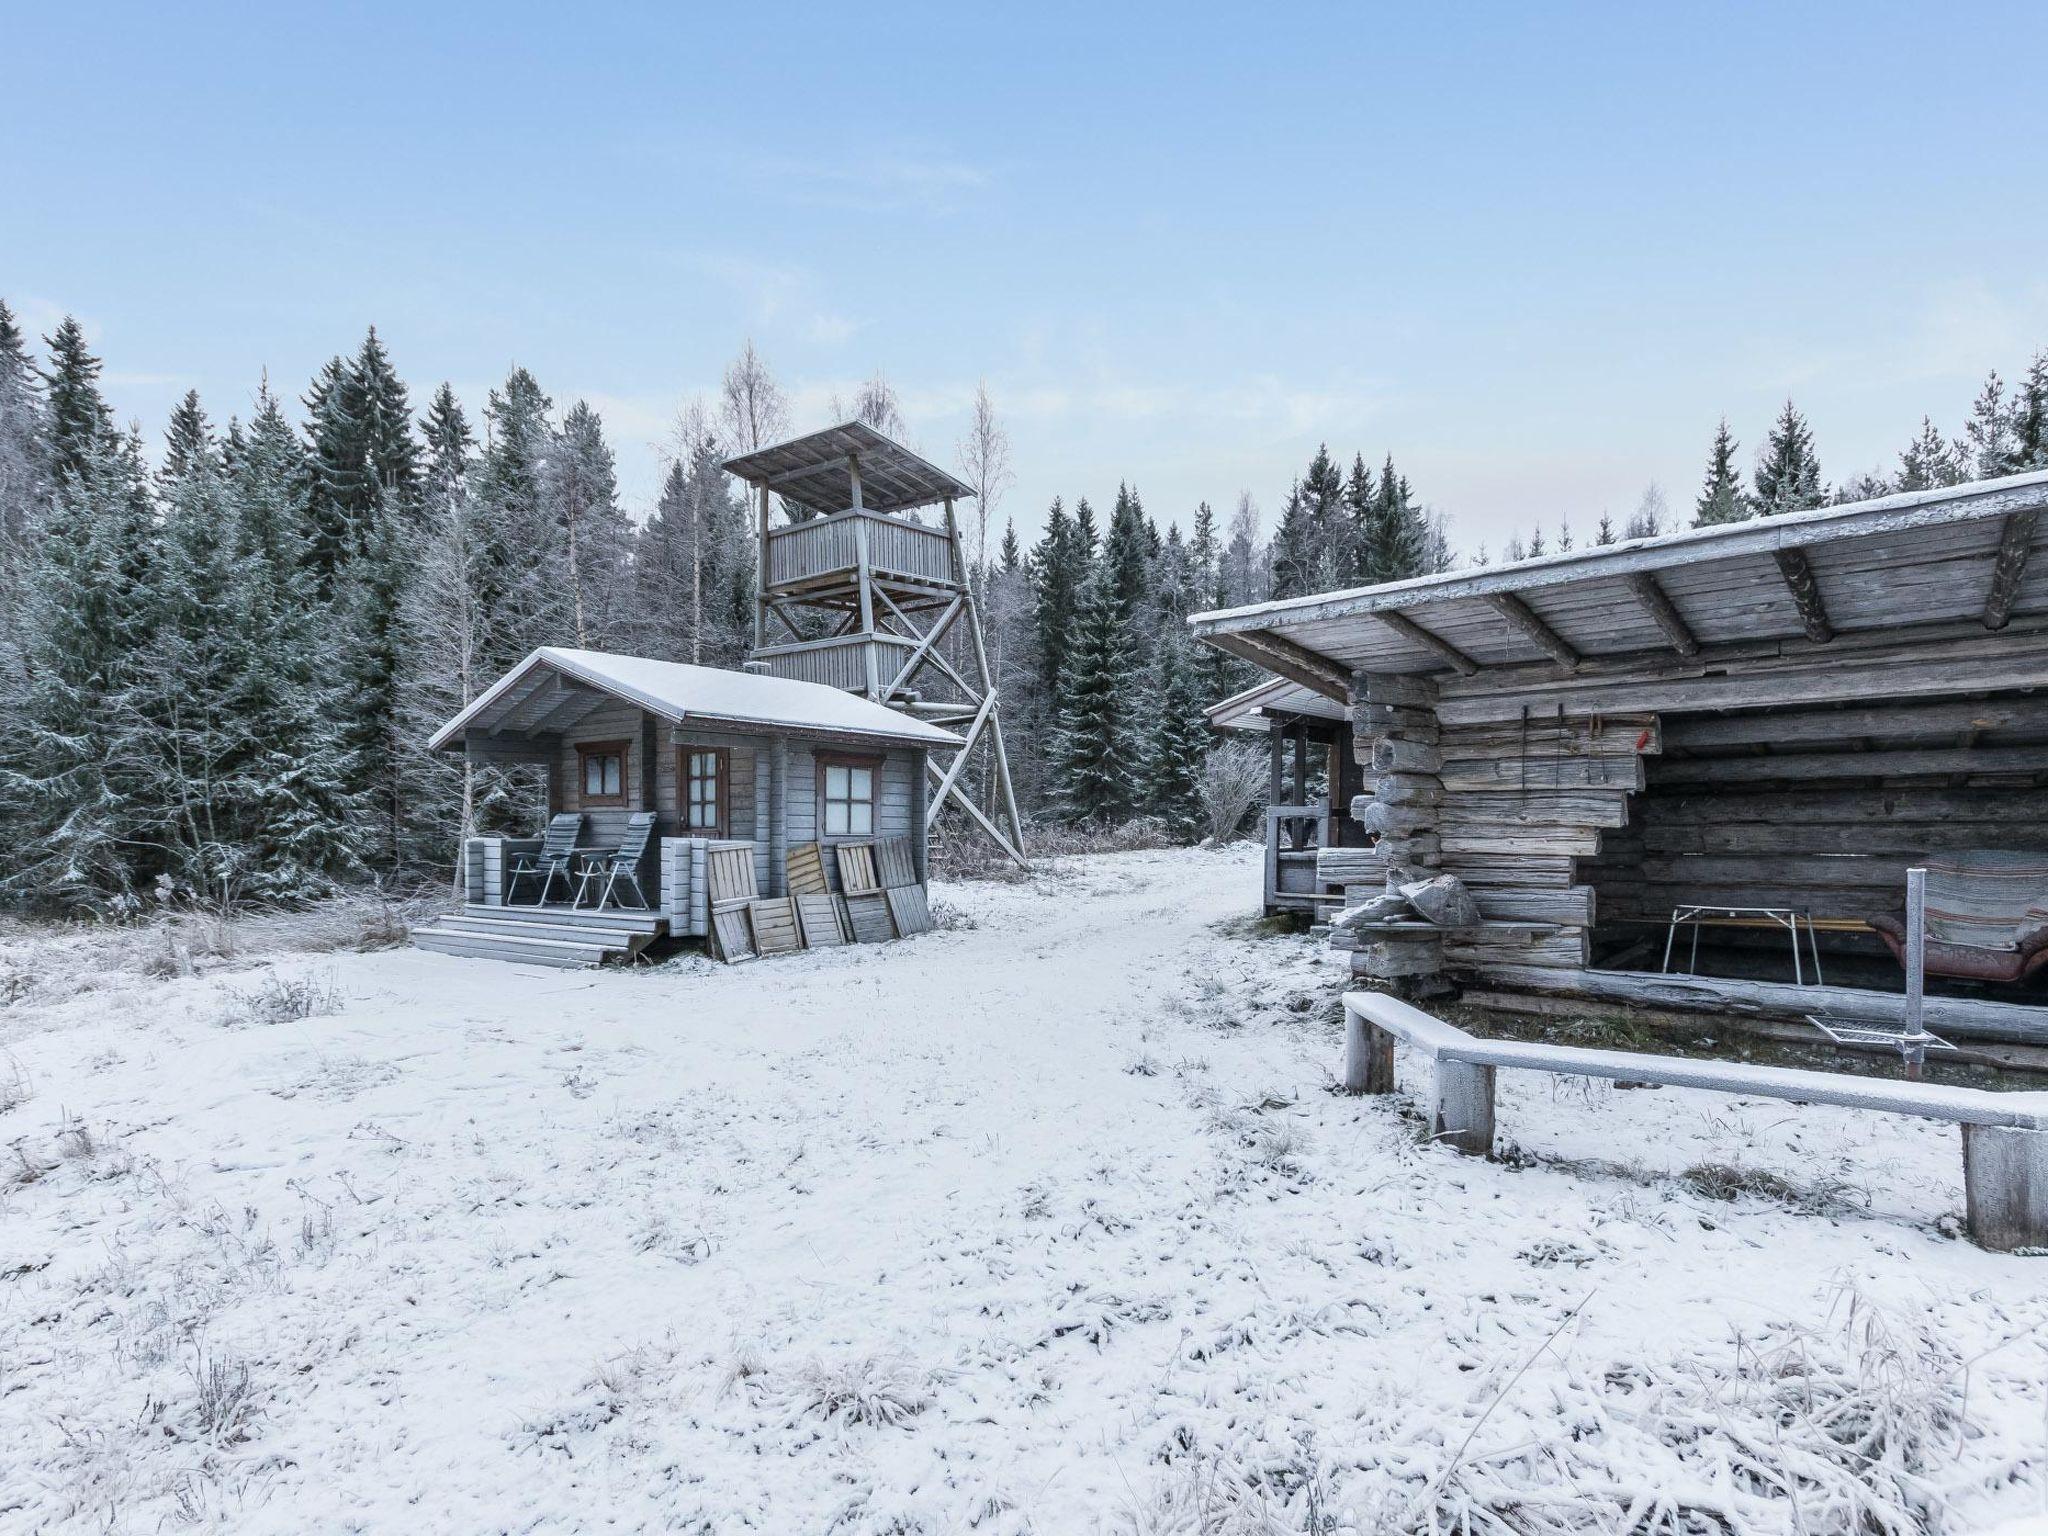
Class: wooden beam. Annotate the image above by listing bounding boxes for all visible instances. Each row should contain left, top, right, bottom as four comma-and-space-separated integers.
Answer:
1480, 592, 1579, 670
1653, 743, 2048, 784
1622, 572, 1699, 657
1201, 629, 1350, 701
1662, 697, 2048, 749
1771, 546, 1834, 643
1983, 509, 2039, 631
1376, 610, 1480, 676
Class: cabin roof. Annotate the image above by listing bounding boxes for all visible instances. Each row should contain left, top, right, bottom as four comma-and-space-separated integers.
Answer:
1188, 470, 2048, 697
722, 421, 976, 516
1205, 676, 1347, 732
429, 647, 965, 751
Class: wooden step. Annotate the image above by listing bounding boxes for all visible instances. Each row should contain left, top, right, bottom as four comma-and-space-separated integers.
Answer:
438, 914, 645, 948
411, 927, 612, 968
464, 903, 665, 935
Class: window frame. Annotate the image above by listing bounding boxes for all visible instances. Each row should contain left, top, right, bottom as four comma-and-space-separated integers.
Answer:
575, 739, 631, 808
815, 751, 882, 840
678, 744, 732, 835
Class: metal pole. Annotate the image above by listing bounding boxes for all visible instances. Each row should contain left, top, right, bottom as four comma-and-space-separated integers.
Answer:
1903, 866, 1929, 1081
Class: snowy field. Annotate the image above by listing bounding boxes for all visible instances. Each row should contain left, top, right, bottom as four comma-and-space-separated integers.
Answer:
3, 845, 2045, 1534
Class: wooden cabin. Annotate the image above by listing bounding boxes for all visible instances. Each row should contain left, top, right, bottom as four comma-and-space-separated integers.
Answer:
1192, 471, 2048, 1045
413, 646, 962, 966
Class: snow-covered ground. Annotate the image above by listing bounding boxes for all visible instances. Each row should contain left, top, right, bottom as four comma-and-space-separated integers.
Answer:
2, 845, 2044, 1534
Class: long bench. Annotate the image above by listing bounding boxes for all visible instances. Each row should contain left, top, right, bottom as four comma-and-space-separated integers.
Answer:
1342, 991, 2048, 1252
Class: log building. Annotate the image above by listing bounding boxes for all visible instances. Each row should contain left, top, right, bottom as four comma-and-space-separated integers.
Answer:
1193, 471, 2048, 1043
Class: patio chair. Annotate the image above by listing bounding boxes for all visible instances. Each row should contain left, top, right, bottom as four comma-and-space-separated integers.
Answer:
573, 812, 658, 911
1868, 851, 2048, 985
505, 813, 585, 906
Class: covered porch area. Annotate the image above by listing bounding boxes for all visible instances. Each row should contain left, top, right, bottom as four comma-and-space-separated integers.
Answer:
1192, 470, 2048, 1053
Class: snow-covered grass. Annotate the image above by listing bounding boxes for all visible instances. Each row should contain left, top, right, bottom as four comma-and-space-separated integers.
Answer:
1, 846, 2044, 1533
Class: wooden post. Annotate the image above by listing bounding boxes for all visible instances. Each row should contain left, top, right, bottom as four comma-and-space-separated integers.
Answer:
1347, 671, 1451, 997
1343, 1005, 1397, 1095
753, 484, 770, 652
768, 739, 788, 895
1963, 1126, 2048, 1252
1432, 1060, 1495, 1155
848, 452, 864, 511
1904, 866, 1929, 1080
852, 516, 880, 700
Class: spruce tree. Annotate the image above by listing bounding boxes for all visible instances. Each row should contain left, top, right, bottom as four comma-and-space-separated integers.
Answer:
1050, 564, 1136, 822
1028, 497, 1086, 696
230, 387, 364, 896
1963, 371, 2017, 479
548, 400, 633, 647
2014, 351, 2048, 470
1268, 482, 1315, 599
1894, 416, 1967, 492
1753, 400, 1825, 515
132, 433, 244, 896
40, 317, 110, 483
0, 300, 48, 652
1694, 419, 1749, 525
1363, 455, 1426, 582
1137, 623, 1209, 835
0, 432, 154, 908
1103, 483, 1151, 621
999, 519, 1022, 573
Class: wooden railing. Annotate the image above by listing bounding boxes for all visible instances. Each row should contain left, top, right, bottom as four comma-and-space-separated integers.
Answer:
752, 634, 921, 693
1265, 804, 1338, 910
765, 509, 956, 590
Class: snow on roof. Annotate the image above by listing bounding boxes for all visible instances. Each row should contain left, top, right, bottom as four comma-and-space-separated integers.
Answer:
429, 647, 964, 751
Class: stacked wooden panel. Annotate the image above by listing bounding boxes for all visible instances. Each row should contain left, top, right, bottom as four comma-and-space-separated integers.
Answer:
705, 837, 933, 962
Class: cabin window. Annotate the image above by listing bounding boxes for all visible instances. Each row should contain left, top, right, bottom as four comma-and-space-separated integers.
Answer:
818, 753, 879, 837
576, 740, 629, 807
681, 746, 729, 833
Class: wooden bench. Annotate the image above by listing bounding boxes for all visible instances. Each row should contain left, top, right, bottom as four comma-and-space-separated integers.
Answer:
1342, 990, 2048, 1252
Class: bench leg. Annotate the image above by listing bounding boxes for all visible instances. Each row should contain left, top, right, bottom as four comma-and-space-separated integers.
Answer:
1964, 1125, 2048, 1252
1343, 1010, 1396, 1095
1433, 1060, 1495, 1157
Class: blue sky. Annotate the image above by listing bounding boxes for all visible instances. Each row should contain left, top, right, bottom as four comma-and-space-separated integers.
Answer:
5, 1, 2046, 555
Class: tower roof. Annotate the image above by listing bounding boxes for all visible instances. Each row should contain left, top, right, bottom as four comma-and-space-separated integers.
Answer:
723, 421, 975, 516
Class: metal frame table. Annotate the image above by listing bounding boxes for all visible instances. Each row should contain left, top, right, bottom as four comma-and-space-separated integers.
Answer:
1662, 903, 1825, 986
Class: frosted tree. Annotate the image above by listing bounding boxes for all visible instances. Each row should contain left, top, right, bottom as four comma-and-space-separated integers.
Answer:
0, 430, 155, 908
39, 316, 109, 484
1753, 401, 1826, 515
0, 301, 48, 675
1962, 371, 2017, 479
1694, 420, 1749, 525
1219, 492, 1264, 606
547, 400, 633, 647
1894, 416, 1967, 492
474, 367, 568, 669
1050, 563, 1137, 822
848, 370, 907, 439
2015, 351, 2048, 470
1626, 482, 1670, 539
955, 380, 1012, 578
1137, 621, 1210, 834
131, 426, 244, 897
230, 385, 365, 896
719, 339, 790, 455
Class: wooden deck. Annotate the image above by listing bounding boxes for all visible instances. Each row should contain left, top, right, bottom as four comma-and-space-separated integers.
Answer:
411, 904, 669, 969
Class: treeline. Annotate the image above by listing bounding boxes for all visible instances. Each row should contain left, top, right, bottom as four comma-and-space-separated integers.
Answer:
1489, 360, 2048, 560
2, 295, 2040, 915
0, 305, 767, 912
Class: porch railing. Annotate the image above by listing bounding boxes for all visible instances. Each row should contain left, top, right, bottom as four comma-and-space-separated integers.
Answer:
764, 508, 956, 589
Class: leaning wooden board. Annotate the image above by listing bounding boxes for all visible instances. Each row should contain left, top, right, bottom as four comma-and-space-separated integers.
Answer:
748, 897, 802, 956
873, 836, 918, 890
786, 841, 829, 896
795, 893, 848, 947
885, 884, 933, 936
836, 842, 881, 894
710, 902, 755, 961
844, 892, 896, 943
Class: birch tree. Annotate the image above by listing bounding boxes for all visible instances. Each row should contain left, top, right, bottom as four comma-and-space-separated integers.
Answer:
955, 380, 1012, 579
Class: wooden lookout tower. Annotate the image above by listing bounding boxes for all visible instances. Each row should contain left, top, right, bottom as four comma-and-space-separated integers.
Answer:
723, 421, 1027, 867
